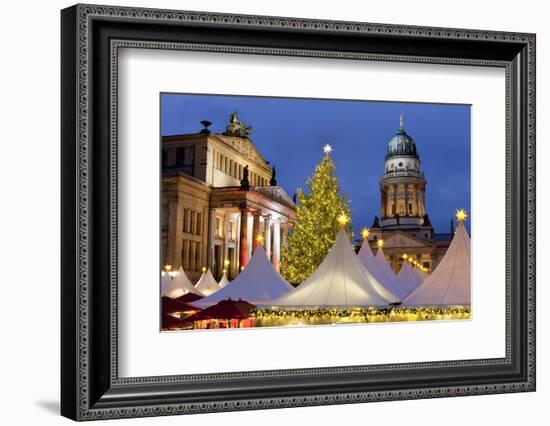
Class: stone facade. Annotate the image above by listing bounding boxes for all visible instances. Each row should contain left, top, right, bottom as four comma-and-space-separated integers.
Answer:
161, 115, 296, 282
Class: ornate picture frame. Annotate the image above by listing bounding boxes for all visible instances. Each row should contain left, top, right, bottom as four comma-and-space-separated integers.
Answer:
61, 4, 535, 421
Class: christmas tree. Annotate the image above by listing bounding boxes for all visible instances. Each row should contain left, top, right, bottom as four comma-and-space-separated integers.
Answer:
281, 145, 352, 284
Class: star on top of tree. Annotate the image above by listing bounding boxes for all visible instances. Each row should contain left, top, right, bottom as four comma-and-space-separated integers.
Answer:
323, 144, 333, 154
455, 208, 468, 223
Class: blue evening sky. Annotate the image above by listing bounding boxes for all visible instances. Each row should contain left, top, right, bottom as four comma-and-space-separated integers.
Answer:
161, 93, 471, 235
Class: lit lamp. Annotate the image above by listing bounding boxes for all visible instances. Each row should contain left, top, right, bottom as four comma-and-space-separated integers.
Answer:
402, 254, 408, 260
163, 264, 177, 280
377, 239, 385, 249
361, 227, 370, 240
256, 234, 265, 244
224, 259, 230, 267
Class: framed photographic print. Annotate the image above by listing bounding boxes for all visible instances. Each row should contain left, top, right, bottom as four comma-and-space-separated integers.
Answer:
61, 4, 536, 421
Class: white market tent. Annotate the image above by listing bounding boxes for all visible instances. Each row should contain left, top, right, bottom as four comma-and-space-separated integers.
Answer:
270, 228, 398, 307
218, 273, 230, 289
397, 261, 423, 296
161, 267, 203, 298
194, 269, 221, 296
358, 241, 412, 300
403, 222, 471, 306
193, 246, 293, 307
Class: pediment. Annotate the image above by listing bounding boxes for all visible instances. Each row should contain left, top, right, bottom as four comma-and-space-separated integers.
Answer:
383, 231, 432, 248
213, 134, 269, 169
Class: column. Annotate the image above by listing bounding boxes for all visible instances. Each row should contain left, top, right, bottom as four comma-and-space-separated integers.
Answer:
239, 209, 249, 269
182, 240, 190, 270
223, 212, 230, 270
166, 198, 184, 269
404, 184, 409, 216
414, 184, 420, 216
189, 241, 196, 272
264, 215, 272, 260
272, 220, 281, 271
392, 184, 397, 217
208, 208, 216, 271
380, 189, 386, 219
252, 211, 261, 250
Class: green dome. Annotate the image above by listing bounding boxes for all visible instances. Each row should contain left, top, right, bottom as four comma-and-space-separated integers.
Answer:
386, 114, 419, 160
386, 128, 418, 159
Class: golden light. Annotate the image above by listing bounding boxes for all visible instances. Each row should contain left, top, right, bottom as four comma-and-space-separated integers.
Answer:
256, 234, 265, 243
402, 254, 408, 260
224, 259, 230, 267
323, 144, 333, 154
377, 239, 385, 248
240, 265, 245, 271
202, 266, 207, 273
361, 227, 370, 239
337, 213, 349, 226
164, 264, 172, 272
455, 208, 468, 223
222, 269, 227, 274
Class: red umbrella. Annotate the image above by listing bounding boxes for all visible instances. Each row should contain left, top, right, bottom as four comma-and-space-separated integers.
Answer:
175, 293, 203, 304
162, 296, 200, 316
161, 314, 192, 330
187, 299, 256, 321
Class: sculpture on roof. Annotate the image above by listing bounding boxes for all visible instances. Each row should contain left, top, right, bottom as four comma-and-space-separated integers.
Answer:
225, 112, 252, 137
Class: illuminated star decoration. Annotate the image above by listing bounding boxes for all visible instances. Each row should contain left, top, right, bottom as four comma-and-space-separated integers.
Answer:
337, 212, 349, 226
361, 227, 370, 239
256, 234, 265, 243
455, 208, 468, 223
323, 144, 333, 155
377, 238, 385, 248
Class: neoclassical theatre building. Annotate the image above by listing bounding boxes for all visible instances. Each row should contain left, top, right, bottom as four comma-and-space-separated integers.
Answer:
161, 113, 297, 282
366, 115, 454, 273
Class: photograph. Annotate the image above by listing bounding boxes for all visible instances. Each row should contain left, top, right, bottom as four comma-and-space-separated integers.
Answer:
159, 94, 471, 331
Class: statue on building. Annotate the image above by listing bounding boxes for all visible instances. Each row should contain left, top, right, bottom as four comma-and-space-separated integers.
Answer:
270, 166, 277, 186
240, 165, 250, 189
225, 112, 252, 137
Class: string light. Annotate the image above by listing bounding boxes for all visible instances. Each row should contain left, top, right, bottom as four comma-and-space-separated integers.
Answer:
251, 306, 471, 327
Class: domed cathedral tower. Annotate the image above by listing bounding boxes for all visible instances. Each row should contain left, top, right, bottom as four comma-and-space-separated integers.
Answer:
366, 114, 453, 275
380, 114, 430, 235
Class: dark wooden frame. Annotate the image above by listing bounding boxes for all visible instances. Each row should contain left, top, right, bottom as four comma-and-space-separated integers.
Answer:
61, 4, 536, 421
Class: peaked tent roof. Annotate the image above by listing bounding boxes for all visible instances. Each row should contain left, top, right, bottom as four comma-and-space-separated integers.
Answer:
270, 228, 398, 307
218, 273, 230, 289
397, 261, 423, 296
357, 242, 412, 300
193, 246, 293, 307
403, 222, 471, 306
195, 269, 221, 296
161, 267, 203, 298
